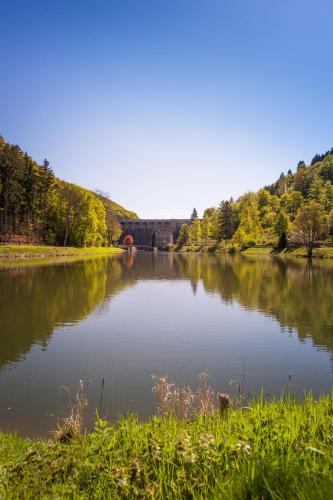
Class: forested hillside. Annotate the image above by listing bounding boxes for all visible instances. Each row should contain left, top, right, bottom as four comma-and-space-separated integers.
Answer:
179, 149, 333, 256
0, 136, 138, 247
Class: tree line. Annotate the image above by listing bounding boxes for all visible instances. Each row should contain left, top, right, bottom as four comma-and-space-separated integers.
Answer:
177, 151, 333, 257
0, 136, 137, 247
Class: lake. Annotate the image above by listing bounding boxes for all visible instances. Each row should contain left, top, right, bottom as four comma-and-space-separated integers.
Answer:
0, 252, 332, 436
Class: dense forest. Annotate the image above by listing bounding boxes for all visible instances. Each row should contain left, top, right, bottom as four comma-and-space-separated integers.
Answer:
0, 136, 137, 247
179, 149, 333, 256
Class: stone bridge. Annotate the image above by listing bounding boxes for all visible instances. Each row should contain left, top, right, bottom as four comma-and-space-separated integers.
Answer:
120, 219, 191, 248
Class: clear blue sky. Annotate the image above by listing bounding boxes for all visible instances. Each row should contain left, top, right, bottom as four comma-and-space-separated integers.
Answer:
1, 0, 332, 218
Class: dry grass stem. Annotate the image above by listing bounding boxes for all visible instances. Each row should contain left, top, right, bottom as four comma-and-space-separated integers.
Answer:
55, 380, 88, 442
152, 371, 222, 419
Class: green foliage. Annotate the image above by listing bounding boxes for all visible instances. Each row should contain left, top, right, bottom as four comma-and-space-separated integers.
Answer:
234, 193, 262, 244
280, 190, 304, 220
233, 227, 247, 246
199, 148, 333, 253
291, 201, 326, 257
218, 200, 238, 240
201, 214, 211, 244
1, 396, 333, 498
274, 210, 290, 249
176, 223, 190, 246
48, 181, 107, 247
0, 139, 56, 239
0, 136, 137, 247
189, 218, 202, 244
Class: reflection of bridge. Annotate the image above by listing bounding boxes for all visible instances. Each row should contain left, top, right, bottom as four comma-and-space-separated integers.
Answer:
120, 219, 191, 248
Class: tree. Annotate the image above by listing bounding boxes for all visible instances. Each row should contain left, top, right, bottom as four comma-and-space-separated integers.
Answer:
189, 219, 201, 243
177, 224, 189, 247
53, 182, 106, 247
236, 193, 262, 244
329, 210, 333, 237
274, 210, 290, 249
105, 212, 122, 245
0, 136, 137, 246
218, 200, 236, 240
292, 201, 326, 257
280, 191, 304, 220
256, 189, 279, 230
201, 214, 211, 244
208, 208, 220, 240
190, 208, 198, 221
233, 227, 247, 246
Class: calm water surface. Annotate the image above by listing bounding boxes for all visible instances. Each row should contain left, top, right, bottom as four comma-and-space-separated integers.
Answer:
0, 252, 332, 436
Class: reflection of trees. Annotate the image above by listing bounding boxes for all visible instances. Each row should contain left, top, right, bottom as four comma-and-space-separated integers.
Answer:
172, 254, 333, 353
1, 252, 332, 368
0, 257, 126, 367
119, 253, 333, 354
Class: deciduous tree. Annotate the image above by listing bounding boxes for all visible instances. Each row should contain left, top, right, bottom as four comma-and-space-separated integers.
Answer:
292, 201, 326, 257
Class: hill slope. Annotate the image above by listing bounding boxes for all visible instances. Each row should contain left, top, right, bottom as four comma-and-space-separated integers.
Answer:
179, 148, 333, 251
0, 136, 138, 246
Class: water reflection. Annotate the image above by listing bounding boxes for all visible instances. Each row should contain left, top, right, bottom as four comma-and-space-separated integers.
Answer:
174, 254, 333, 354
0, 252, 332, 436
1, 253, 333, 369
0, 257, 124, 367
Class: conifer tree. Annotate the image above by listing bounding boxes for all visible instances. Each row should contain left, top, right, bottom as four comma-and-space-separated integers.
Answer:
191, 208, 198, 221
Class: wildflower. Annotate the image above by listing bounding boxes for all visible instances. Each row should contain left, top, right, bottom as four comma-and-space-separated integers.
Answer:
113, 465, 128, 487
130, 458, 142, 483
198, 432, 215, 450
150, 439, 161, 460
117, 477, 128, 487
177, 432, 197, 463
183, 451, 197, 463
197, 432, 215, 459
236, 441, 251, 454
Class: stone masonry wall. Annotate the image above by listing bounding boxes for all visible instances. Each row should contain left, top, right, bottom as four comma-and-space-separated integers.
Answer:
120, 219, 191, 248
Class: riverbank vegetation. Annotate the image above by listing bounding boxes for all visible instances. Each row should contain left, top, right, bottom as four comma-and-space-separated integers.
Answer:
0, 136, 137, 248
0, 375, 332, 499
177, 148, 333, 257
0, 245, 123, 259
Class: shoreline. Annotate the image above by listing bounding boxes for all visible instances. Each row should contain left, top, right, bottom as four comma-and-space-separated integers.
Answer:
0, 245, 124, 260
176, 245, 333, 259
1, 244, 333, 262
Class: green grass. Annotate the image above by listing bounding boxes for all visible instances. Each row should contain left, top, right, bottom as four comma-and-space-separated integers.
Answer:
242, 246, 275, 255
241, 246, 333, 259
1, 396, 333, 499
178, 244, 213, 253
283, 247, 333, 259
0, 245, 123, 259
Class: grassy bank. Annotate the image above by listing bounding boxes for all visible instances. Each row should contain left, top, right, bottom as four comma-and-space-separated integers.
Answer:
242, 246, 333, 258
1, 395, 333, 498
177, 244, 333, 259
0, 245, 123, 259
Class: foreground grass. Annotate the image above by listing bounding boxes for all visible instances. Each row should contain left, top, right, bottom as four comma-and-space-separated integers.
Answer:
1, 396, 333, 499
0, 245, 123, 259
